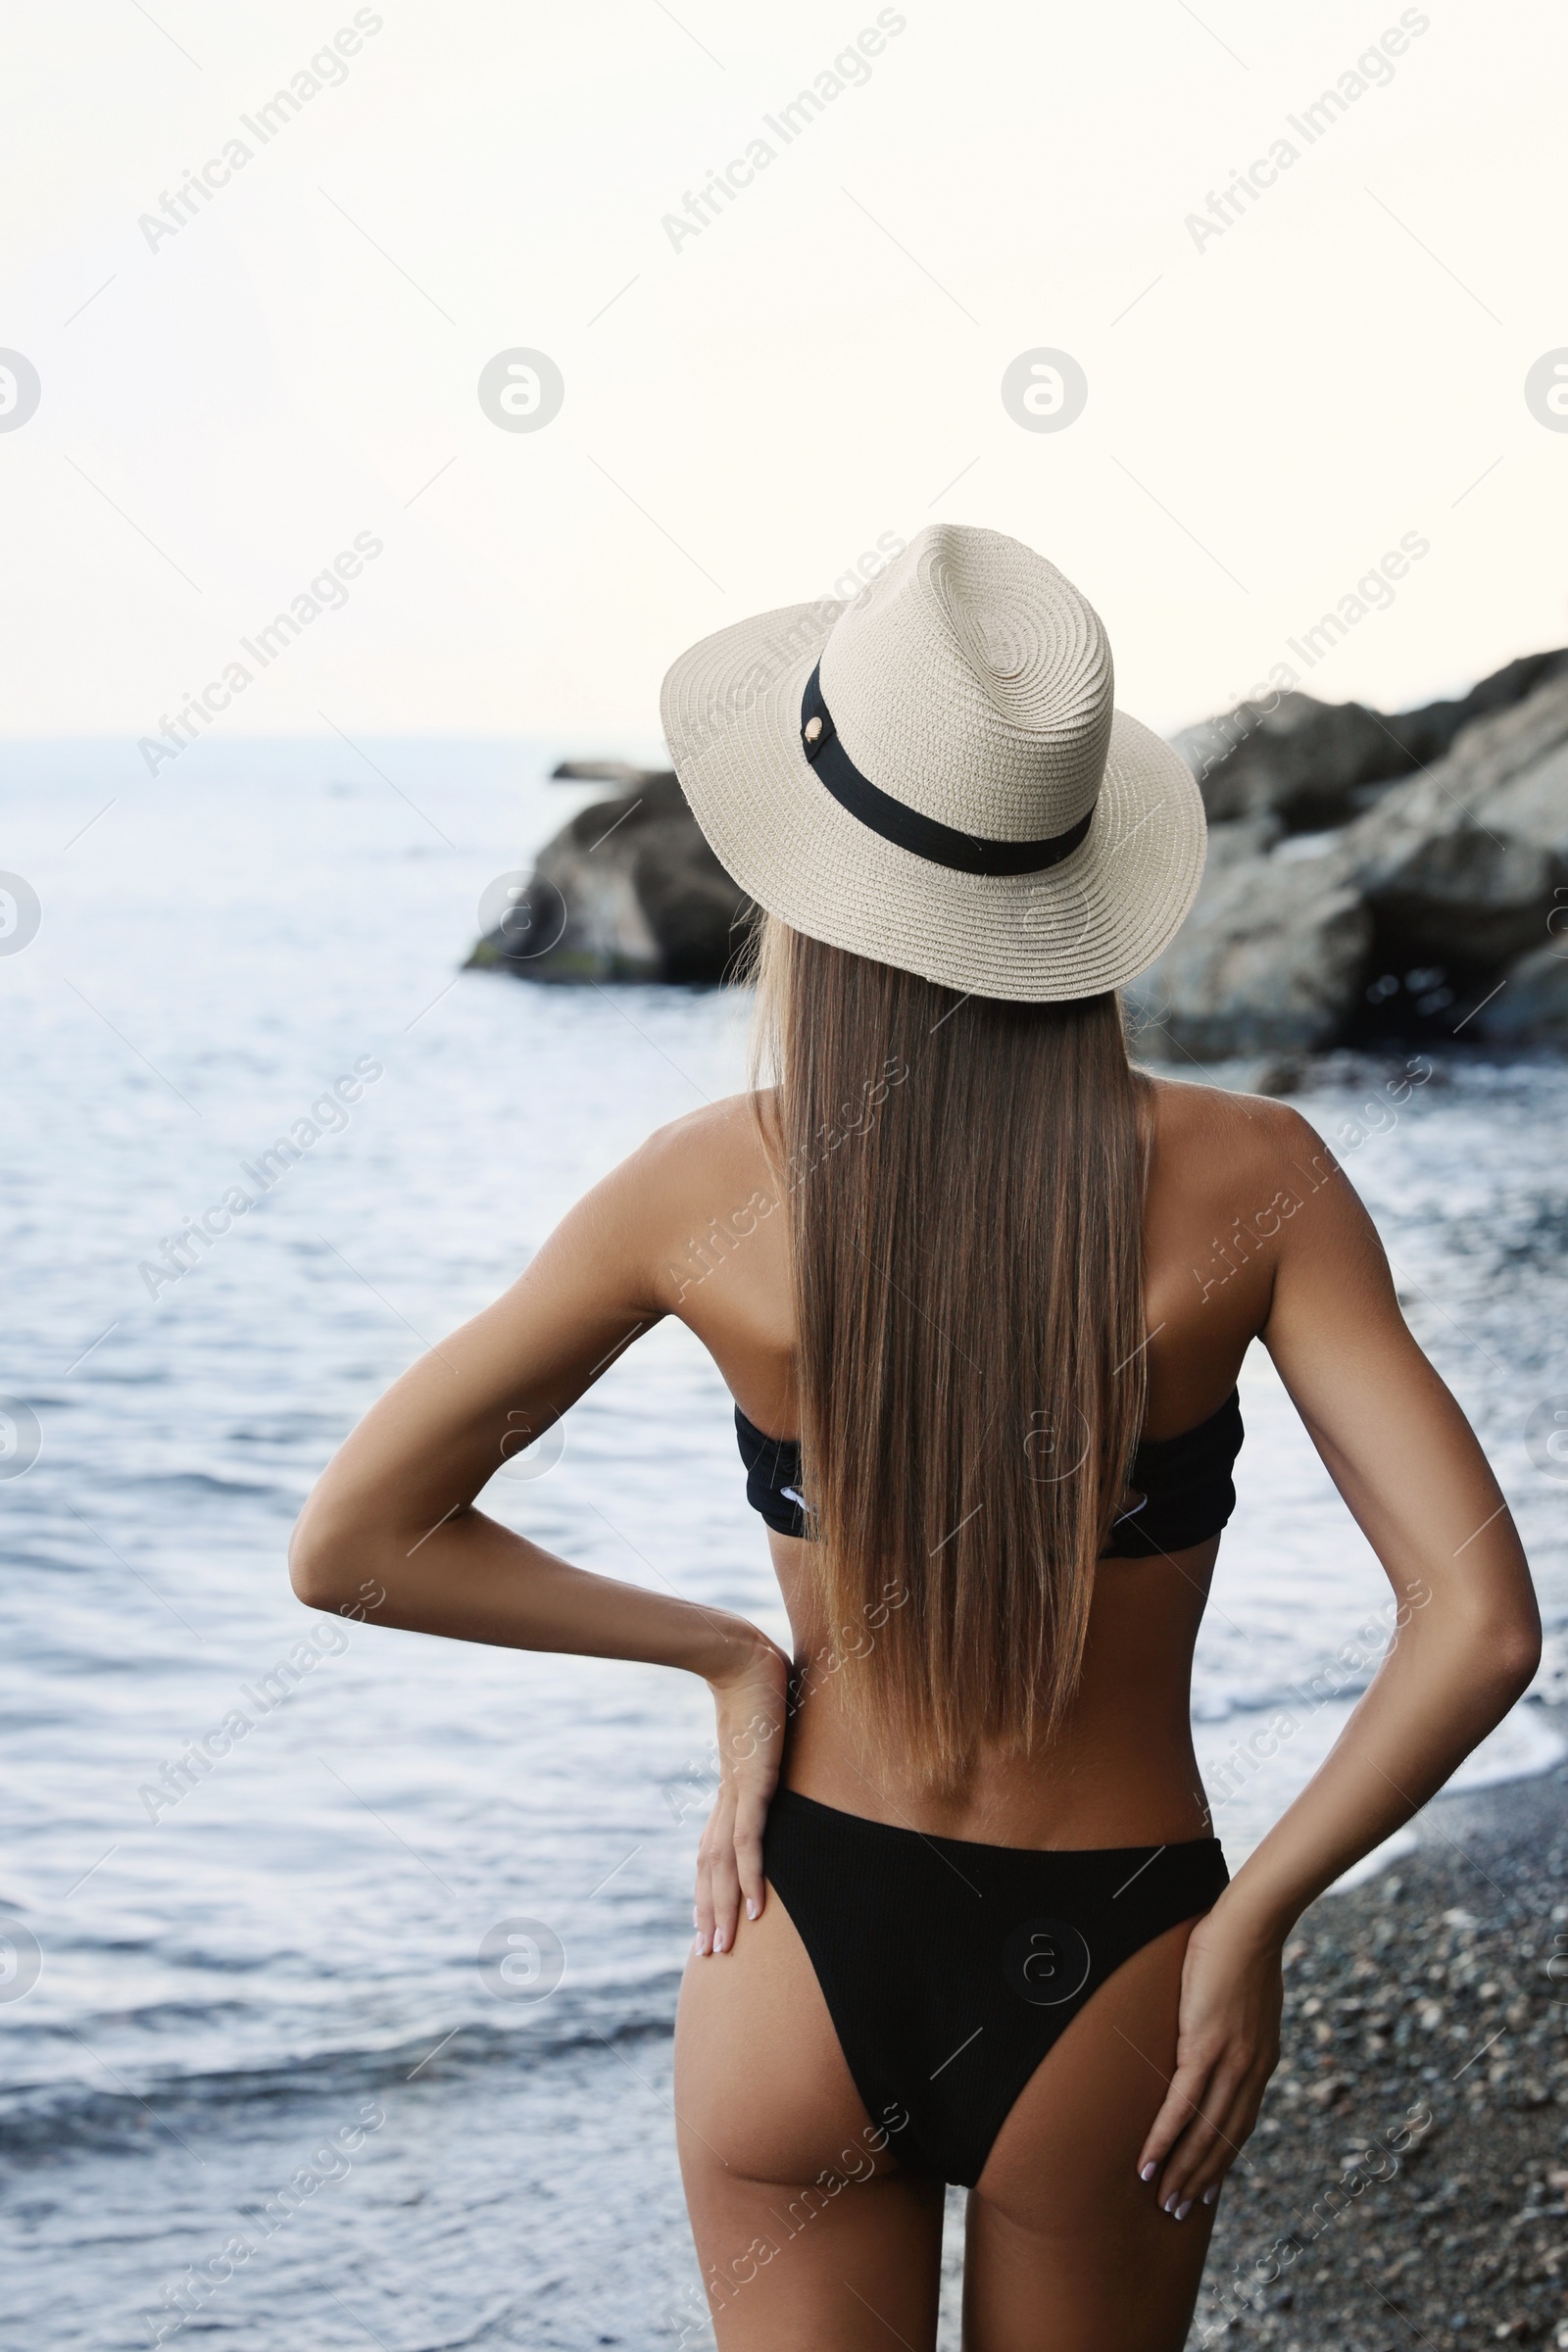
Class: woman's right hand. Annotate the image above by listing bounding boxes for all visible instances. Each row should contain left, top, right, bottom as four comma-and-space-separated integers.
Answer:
693, 1632, 792, 1958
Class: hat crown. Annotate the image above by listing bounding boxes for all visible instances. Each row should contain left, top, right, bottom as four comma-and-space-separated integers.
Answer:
818, 524, 1115, 843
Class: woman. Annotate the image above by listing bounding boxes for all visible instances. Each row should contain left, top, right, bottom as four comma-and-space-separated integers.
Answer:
289, 525, 1541, 2349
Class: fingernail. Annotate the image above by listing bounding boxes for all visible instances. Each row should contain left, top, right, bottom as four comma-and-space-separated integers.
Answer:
1139, 2161, 1157, 2183
1162, 2194, 1178, 2215
746, 1898, 759, 1920
693, 1933, 708, 1955
1175, 2199, 1193, 2223
712, 1929, 726, 1953
1202, 2184, 1218, 2206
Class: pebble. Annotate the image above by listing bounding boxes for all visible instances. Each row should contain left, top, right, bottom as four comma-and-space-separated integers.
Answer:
1190, 1734, 1568, 2350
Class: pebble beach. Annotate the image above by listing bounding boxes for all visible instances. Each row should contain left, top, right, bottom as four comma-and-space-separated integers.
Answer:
931, 1692, 1568, 2350
1192, 1712, 1568, 2351
4, 750, 1564, 2348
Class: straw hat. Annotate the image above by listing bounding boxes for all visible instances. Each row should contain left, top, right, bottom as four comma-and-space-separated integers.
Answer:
659, 522, 1205, 1001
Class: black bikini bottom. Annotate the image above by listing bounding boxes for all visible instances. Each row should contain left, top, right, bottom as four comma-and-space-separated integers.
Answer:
761, 1787, 1229, 2188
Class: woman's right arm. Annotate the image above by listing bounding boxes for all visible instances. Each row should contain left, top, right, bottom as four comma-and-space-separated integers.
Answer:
1139, 1106, 1541, 2217
287, 1118, 791, 1931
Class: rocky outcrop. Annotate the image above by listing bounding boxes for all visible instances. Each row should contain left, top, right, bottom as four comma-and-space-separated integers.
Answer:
473, 658, 1568, 1050
1125, 855, 1373, 1058
1130, 662, 1568, 1056
466, 768, 753, 983
1471, 942, 1568, 1043
1176, 694, 1398, 831
1176, 649, 1568, 831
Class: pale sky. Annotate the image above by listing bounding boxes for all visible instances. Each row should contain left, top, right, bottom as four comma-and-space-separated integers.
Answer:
2, 0, 1565, 752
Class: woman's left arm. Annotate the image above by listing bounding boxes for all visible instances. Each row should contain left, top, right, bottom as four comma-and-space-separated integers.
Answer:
1137, 1107, 1542, 2220
288, 1121, 791, 1932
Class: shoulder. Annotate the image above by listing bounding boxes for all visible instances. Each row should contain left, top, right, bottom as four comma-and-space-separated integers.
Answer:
582, 1092, 779, 1270
522, 1092, 779, 1315
1144, 1077, 1363, 1337
1148, 1074, 1337, 1206
611, 1092, 787, 1322
622, 1090, 778, 1201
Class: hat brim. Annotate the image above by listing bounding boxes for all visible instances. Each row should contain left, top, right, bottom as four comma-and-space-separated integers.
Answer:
661, 598, 1206, 1003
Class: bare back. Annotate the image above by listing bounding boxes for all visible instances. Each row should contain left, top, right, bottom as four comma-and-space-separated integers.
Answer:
291, 1042, 1537, 2352
657, 1075, 1328, 1850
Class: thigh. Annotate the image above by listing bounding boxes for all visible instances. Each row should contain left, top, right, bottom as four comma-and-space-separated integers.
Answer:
963, 1917, 1217, 2352
673, 1882, 946, 2351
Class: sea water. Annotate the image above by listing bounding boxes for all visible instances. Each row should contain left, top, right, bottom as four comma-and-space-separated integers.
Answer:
1, 740, 1563, 2348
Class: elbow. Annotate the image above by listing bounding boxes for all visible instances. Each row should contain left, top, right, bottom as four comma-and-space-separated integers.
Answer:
288, 1498, 381, 1619
1493, 1616, 1543, 1703
286, 1510, 338, 1614
1458, 1600, 1543, 1710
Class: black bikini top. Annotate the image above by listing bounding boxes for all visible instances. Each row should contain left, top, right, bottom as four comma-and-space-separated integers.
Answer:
734, 1390, 1243, 1559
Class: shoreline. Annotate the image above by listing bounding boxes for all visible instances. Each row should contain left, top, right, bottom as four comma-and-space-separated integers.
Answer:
1188, 1699, 1568, 2349
933, 1707, 1568, 2348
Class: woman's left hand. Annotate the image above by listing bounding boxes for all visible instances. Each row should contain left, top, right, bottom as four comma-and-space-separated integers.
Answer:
1135, 1903, 1286, 2218
692, 1632, 791, 1957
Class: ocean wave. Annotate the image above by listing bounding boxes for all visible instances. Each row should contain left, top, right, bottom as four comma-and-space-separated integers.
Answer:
0, 1983, 683, 2160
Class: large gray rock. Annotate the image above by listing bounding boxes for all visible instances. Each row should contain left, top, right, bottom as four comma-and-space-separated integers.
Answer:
1338, 671, 1568, 966
1132, 668, 1568, 1055
474, 658, 1568, 1050
1176, 648, 1568, 833
1175, 693, 1397, 830
466, 769, 752, 983
1473, 942, 1568, 1044
1125, 840, 1370, 1057
1382, 647, 1568, 767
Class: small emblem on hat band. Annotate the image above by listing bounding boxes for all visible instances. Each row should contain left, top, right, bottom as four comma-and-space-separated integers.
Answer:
799, 664, 1095, 878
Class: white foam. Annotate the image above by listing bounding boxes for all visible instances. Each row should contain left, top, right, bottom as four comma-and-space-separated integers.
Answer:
1199, 1696, 1565, 1882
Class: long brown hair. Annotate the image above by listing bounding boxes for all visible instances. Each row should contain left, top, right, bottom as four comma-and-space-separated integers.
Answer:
748, 913, 1151, 1781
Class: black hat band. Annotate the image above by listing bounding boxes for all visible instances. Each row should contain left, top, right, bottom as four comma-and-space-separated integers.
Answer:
800, 663, 1095, 879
